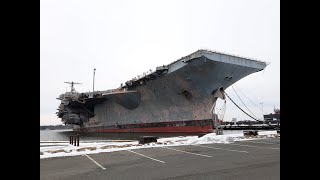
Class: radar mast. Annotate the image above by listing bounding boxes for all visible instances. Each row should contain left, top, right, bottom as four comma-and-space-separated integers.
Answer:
64, 81, 82, 93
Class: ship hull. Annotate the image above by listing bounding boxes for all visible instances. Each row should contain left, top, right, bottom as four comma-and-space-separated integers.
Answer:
85, 57, 260, 131
58, 50, 267, 134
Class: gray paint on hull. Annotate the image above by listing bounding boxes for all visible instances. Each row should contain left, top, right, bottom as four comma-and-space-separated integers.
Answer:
89, 56, 261, 128
103, 91, 141, 110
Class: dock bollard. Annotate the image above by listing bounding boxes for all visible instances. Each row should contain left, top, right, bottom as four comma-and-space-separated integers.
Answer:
139, 136, 158, 144
77, 134, 79, 146
73, 135, 77, 146
70, 135, 73, 145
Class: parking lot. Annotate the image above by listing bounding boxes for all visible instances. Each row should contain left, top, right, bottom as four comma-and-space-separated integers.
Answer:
40, 138, 280, 180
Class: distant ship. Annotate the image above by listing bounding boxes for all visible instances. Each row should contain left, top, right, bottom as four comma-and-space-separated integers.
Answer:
56, 49, 267, 133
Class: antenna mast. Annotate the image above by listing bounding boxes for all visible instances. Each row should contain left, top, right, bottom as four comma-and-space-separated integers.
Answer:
64, 81, 82, 93
93, 68, 96, 92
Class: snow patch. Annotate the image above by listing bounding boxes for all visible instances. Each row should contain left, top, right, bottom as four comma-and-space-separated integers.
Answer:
258, 130, 277, 136
40, 130, 279, 159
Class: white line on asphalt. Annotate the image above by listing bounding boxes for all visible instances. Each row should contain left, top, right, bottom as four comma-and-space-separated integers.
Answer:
241, 141, 279, 145
161, 147, 212, 157
193, 145, 249, 153
227, 144, 280, 150
126, 150, 165, 163
83, 154, 106, 170
259, 138, 280, 142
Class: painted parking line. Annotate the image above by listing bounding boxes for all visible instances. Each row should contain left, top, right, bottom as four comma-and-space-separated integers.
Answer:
227, 143, 280, 150
241, 141, 279, 145
126, 150, 165, 163
259, 138, 280, 141
83, 154, 106, 170
252, 139, 280, 143
161, 146, 212, 157
193, 144, 249, 153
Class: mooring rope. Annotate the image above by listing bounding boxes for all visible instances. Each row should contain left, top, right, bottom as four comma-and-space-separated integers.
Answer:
223, 90, 263, 122
231, 86, 260, 120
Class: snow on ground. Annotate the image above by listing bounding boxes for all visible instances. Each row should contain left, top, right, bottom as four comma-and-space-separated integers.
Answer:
40, 130, 279, 159
258, 130, 278, 136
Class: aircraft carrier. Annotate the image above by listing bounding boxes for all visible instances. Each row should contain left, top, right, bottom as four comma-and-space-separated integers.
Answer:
56, 49, 267, 133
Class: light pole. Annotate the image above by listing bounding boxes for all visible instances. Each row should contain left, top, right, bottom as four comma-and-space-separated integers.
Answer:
260, 102, 264, 120
93, 68, 96, 92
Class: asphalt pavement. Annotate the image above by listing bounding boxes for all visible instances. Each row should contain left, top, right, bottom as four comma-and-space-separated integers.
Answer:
40, 138, 280, 180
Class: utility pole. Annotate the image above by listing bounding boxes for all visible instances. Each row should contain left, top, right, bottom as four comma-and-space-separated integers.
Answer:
93, 68, 96, 92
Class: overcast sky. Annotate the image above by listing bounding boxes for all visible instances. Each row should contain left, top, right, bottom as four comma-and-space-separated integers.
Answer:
40, 0, 280, 125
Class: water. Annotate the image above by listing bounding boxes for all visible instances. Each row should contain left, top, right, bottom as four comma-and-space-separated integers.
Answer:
40, 129, 248, 141
40, 129, 157, 141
